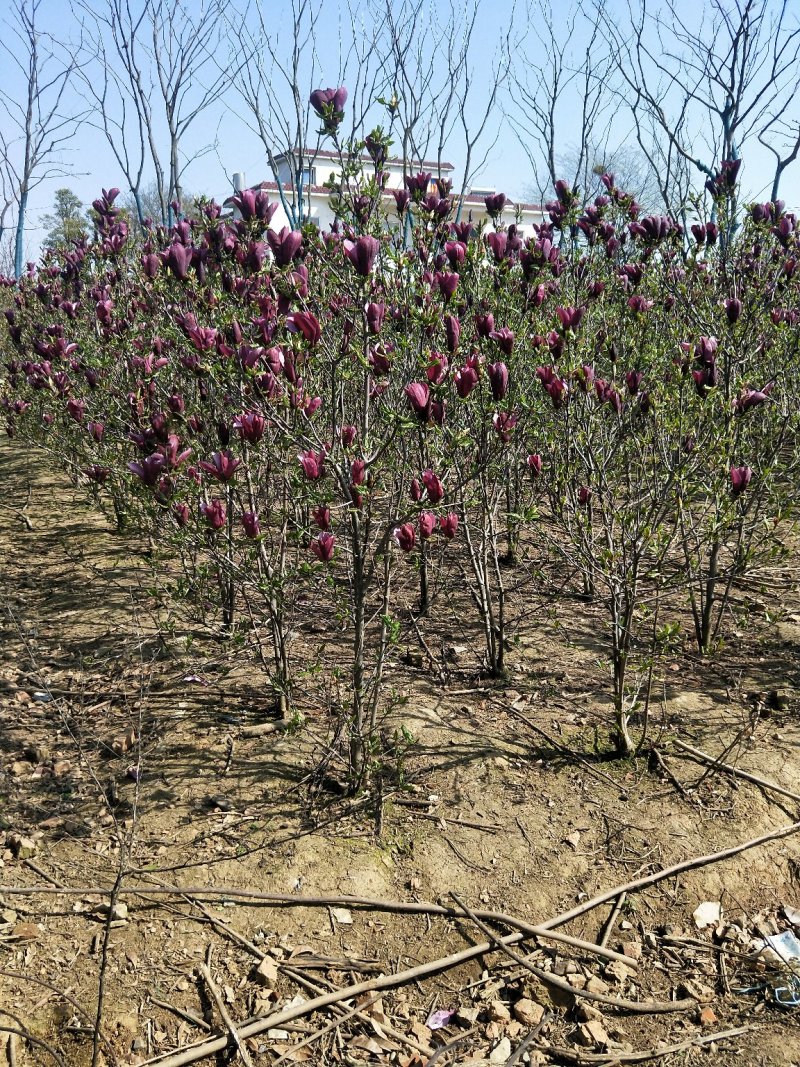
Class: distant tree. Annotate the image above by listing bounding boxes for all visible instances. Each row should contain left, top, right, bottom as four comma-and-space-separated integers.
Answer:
118, 179, 197, 233
0, 0, 84, 276
553, 143, 678, 215
41, 187, 88, 249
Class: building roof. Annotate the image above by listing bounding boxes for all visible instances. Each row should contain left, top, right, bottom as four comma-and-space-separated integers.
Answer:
224, 179, 543, 215
274, 147, 456, 172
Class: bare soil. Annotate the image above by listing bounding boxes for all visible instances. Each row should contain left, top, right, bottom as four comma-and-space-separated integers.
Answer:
2, 435, 800, 1067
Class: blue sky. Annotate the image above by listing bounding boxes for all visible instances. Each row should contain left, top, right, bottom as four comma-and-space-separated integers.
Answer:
3, 0, 799, 259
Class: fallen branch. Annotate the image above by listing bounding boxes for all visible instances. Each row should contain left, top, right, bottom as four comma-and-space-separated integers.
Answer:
673, 740, 800, 806
149, 997, 211, 1033
140, 930, 528, 1067
0, 886, 638, 968
270, 992, 383, 1066
197, 959, 254, 1067
537, 819, 800, 931
539, 1024, 751, 1063
450, 895, 693, 1015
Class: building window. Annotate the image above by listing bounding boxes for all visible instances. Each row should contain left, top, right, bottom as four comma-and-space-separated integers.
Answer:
300, 167, 315, 186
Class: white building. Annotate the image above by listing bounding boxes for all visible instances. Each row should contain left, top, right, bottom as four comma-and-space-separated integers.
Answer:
224, 149, 544, 236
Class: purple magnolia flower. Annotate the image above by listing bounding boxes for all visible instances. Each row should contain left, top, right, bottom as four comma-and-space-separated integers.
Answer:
527, 453, 542, 477
475, 313, 495, 338
487, 361, 509, 401
310, 87, 348, 133
578, 486, 592, 506
625, 370, 644, 395
445, 241, 466, 269
730, 465, 752, 497
405, 381, 432, 421
435, 272, 459, 302
404, 171, 431, 200
313, 505, 331, 530
172, 502, 190, 527
439, 512, 458, 539
490, 327, 514, 355
492, 411, 518, 442
366, 302, 385, 334
161, 434, 192, 468
344, 235, 380, 276
241, 511, 261, 538
392, 189, 411, 214
419, 511, 437, 539
232, 188, 278, 224
67, 398, 85, 423
733, 382, 774, 413
410, 478, 422, 502
286, 311, 321, 346
426, 351, 449, 385
486, 231, 508, 262
421, 469, 443, 504
444, 314, 461, 354
311, 531, 336, 562
84, 464, 110, 483
298, 449, 326, 479
351, 458, 366, 486
394, 522, 416, 552
198, 450, 241, 481
129, 453, 167, 486
200, 498, 227, 530
165, 243, 191, 281
454, 365, 479, 399
234, 411, 267, 443
87, 420, 104, 442
267, 227, 303, 266
726, 298, 742, 324
484, 192, 508, 218
340, 424, 357, 447
554, 306, 585, 332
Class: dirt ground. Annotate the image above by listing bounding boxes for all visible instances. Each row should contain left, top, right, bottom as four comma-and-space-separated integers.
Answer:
1, 434, 800, 1067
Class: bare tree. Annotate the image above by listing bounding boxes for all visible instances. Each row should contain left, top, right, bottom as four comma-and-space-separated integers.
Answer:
75, 0, 232, 226
507, 0, 616, 205
226, 0, 391, 229
604, 0, 800, 205
0, 0, 83, 276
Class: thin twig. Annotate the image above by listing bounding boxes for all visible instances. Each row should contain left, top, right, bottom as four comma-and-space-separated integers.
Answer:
197, 960, 254, 1067
539, 1025, 751, 1063
673, 740, 800, 806
504, 1013, 551, 1067
449, 895, 693, 1015
538, 819, 800, 930
598, 892, 626, 948
0, 886, 639, 967
140, 930, 529, 1067
149, 997, 211, 1032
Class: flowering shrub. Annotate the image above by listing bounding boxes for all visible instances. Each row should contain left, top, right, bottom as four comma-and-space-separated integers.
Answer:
2, 148, 798, 768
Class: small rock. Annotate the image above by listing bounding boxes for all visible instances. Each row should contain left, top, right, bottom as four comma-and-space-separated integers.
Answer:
585, 976, 609, 996
604, 960, 633, 984
455, 1006, 480, 1026
698, 1006, 718, 1027
576, 1019, 608, 1048
253, 956, 279, 986
566, 974, 586, 989
512, 998, 544, 1026
12, 922, 40, 941
9, 762, 29, 777
8, 833, 37, 859
575, 1002, 604, 1022
131, 1037, 147, 1052
489, 999, 511, 1023
489, 1037, 512, 1064
331, 907, 352, 925
693, 901, 721, 929
621, 941, 642, 960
